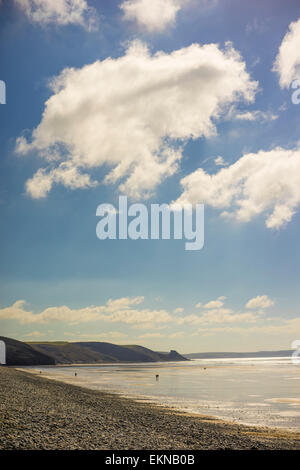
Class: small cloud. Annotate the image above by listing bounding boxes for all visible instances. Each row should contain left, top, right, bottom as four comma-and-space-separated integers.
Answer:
120, 0, 190, 33
233, 110, 278, 122
251, 57, 261, 68
139, 332, 164, 338
273, 17, 300, 88
24, 331, 46, 338
246, 18, 268, 35
245, 295, 274, 310
204, 299, 224, 309
169, 331, 184, 339
214, 156, 227, 166
173, 307, 184, 314
279, 102, 288, 112
14, 0, 98, 31
178, 309, 257, 326
65, 331, 128, 341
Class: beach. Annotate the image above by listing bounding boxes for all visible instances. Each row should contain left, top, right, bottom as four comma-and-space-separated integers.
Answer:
23, 358, 300, 430
0, 367, 300, 450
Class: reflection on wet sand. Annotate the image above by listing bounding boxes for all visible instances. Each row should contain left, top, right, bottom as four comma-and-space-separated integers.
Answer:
23, 357, 300, 430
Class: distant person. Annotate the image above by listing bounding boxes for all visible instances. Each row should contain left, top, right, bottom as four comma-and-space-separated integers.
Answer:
75, 372, 77, 377
155, 374, 159, 381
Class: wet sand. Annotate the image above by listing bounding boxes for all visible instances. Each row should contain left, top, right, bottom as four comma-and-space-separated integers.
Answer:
1, 367, 300, 450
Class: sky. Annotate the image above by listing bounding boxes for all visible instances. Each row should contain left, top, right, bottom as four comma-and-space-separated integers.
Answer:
1, 0, 300, 353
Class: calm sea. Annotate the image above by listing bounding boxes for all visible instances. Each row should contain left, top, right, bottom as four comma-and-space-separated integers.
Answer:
30, 357, 300, 430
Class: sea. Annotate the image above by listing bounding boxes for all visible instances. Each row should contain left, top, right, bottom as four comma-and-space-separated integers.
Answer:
29, 357, 300, 430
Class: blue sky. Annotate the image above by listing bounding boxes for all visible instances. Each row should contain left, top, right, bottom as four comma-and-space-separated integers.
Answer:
1, 0, 300, 353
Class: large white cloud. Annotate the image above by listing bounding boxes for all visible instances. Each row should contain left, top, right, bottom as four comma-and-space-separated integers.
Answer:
174, 146, 300, 229
120, 0, 190, 33
3, 294, 299, 344
0, 297, 172, 326
273, 17, 300, 88
14, 0, 98, 30
16, 40, 257, 199
0, 295, 267, 328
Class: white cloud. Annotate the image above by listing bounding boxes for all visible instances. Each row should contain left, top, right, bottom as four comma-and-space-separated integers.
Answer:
174, 146, 300, 229
14, 0, 98, 30
3, 294, 298, 344
173, 307, 184, 314
214, 156, 227, 166
176, 295, 277, 331
178, 296, 262, 326
16, 40, 257, 199
132, 323, 168, 330
196, 317, 300, 337
178, 309, 258, 326
273, 17, 300, 88
225, 105, 279, 123
64, 331, 128, 340
0, 297, 172, 326
245, 295, 274, 310
120, 0, 189, 33
233, 110, 278, 122
24, 330, 46, 337
139, 332, 164, 338
25, 162, 97, 199
197, 296, 225, 309
169, 331, 184, 338
245, 18, 268, 35
203, 299, 224, 309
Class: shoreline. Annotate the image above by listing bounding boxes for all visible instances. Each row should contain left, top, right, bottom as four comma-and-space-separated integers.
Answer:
20, 365, 300, 434
1, 367, 300, 450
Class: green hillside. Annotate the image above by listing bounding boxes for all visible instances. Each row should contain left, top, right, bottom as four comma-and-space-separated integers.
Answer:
30, 341, 188, 364
0, 337, 188, 365
29, 341, 117, 364
0, 336, 55, 366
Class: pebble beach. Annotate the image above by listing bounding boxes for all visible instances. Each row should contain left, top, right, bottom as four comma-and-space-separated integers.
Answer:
1, 367, 300, 450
